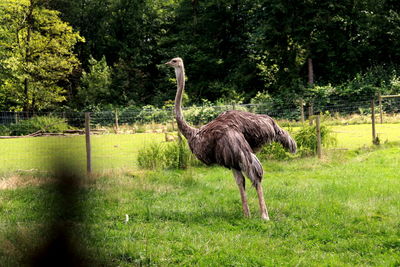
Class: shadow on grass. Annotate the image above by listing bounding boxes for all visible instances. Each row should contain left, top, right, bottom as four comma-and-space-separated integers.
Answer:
135, 204, 272, 228
26, 161, 96, 266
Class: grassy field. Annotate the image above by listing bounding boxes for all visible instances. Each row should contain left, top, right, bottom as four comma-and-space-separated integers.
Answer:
1, 124, 400, 265
0, 133, 165, 172
332, 123, 400, 149
1, 123, 400, 173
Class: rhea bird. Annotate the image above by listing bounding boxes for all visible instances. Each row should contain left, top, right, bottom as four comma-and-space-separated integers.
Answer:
165, 57, 296, 220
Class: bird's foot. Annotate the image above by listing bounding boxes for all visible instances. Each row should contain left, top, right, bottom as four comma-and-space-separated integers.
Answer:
261, 213, 270, 221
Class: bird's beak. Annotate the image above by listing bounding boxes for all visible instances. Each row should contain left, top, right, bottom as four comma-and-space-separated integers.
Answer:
165, 61, 171, 66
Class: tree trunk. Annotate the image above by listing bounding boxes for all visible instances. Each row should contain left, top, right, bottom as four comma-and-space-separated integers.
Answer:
308, 58, 314, 86
23, 1, 34, 112
23, 78, 30, 112
192, 0, 198, 26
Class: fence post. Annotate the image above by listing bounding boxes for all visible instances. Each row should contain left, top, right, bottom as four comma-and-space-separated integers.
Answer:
114, 109, 119, 134
300, 99, 305, 124
378, 92, 383, 124
85, 112, 92, 174
308, 104, 314, 125
316, 115, 322, 159
371, 98, 378, 145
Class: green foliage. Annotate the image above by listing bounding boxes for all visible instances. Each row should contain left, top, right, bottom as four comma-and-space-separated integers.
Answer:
183, 100, 222, 125
295, 124, 337, 156
138, 139, 202, 170
164, 139, 202, 169
0, 125, 11, 136
0, 0, 84, 111
164, 139, 188, 169
137, 142, 165, 170
77, 56, 112, 107
258, 142, 293, 161
2, 0, 400, 110
249, 91, 273, 114
136, 105, 171, 124
9, 116, 69, 136
338, 65, 400, 98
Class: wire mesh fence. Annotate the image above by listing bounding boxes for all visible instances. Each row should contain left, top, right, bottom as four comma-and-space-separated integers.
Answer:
1, 96, 400, 173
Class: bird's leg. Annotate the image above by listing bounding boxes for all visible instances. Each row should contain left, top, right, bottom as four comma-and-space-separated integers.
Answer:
256, 183, 270, 221
232, 170, 250, 218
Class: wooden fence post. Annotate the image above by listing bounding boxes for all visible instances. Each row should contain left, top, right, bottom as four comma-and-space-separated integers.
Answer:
371, 98, 378, 145
316, 115, 322, 159
308, 104, 314, 125
300, 99, 305, 124
114, 109, 119, 134
378, 93, 383, 124
85, 112, 92, 174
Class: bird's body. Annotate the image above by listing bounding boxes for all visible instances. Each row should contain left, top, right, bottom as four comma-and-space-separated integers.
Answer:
165, 57, 296, 220
187, 110, 295, 183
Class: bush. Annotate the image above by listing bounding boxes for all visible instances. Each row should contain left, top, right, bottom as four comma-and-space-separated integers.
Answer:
9, 116, 69, 136
184, 103, 221, 125
295, 124, 337, 156
136, 105, 171, 124
249, 91, 274, 114
0, 125, 11, 136
137, 139, 202, 170
258, 142, 293, 161
137, 143, 165, 169
164, 140, 194, 169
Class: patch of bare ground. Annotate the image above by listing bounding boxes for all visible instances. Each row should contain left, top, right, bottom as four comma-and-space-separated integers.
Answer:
0, 174, 52, 190
0, 168, 150, 190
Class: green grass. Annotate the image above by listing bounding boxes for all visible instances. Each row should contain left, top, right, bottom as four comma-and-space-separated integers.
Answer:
331, 124, 400, 149
0, 124, 400, 265
1, 123, 400, 173
1, 143, 400, 266
0, 133, 164, 172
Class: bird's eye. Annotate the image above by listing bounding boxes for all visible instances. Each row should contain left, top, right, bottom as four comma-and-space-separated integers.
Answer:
172, 60, 177, 63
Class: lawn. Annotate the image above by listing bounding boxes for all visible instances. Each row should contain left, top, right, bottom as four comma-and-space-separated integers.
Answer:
0, 135, 399, 265
1, 123, 400, 173
331, 123, 400, 149
0, 133, 164, 172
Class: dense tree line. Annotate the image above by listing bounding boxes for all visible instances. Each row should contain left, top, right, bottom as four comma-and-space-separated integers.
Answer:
1, 0, 400, 112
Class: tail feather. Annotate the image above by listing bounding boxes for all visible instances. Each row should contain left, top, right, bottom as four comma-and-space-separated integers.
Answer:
215, 130, 264, 187
239, 151, 263, 187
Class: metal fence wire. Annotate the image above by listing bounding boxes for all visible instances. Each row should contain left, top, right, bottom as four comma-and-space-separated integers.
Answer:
0, 97, 399, 173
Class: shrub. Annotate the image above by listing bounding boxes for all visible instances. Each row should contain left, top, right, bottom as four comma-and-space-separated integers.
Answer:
164, 139, 192, 169
136, 105, 171, 124
9, 116, 69, 136
258, 142, 293, 161
0, 125, 11, 136
184, 104, 221, 125
137, 139, 202, 170
137, 143, 165, 169
295, 124, 337, 156
134, 124, 147, 133
249, 91, 274, 114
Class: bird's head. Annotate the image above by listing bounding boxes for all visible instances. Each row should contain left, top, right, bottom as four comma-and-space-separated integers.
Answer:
165, 57, 183, 69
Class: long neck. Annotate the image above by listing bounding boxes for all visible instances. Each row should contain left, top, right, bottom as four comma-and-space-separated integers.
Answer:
174, 65, 196, 140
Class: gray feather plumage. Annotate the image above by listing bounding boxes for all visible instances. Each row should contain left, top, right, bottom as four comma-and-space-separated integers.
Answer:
185, 110, 297, 186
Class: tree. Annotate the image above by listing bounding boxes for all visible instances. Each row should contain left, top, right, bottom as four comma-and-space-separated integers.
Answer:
0, 0, 84, 111
161, 0, 262, 103
248, 0, 400, 101
77, 56, 112, 107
